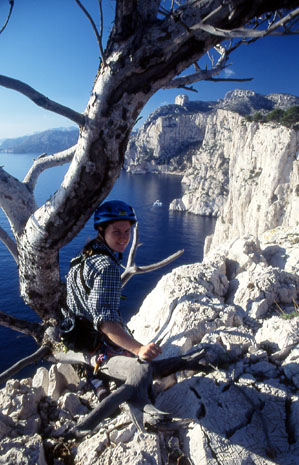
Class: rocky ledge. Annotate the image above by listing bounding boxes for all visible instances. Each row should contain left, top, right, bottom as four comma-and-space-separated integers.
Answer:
1, 226, 298, 464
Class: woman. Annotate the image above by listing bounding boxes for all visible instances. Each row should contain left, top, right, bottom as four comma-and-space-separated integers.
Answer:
64, 201, 206, 437
65, 200, 162, 364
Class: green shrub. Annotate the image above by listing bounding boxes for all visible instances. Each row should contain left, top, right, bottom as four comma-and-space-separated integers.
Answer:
265, 109, 284, 122
281, 106, 299, 127
245, 106, 299, 128
252, 112, 265, 122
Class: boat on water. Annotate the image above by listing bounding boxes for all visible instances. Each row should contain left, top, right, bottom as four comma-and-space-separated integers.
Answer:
153, 200, 163, 207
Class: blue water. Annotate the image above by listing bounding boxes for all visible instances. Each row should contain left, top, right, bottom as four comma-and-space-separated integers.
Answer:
0, 153, 216, 376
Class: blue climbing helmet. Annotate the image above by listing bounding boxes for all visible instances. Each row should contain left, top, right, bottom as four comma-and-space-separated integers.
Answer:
94, 200, 137, 229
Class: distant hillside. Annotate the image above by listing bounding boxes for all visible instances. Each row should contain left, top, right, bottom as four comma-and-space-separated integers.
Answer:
0, 127, 79, 154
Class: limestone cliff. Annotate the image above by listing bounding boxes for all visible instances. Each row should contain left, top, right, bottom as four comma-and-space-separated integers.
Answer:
124, 89, 299, 177
124, 100, 208, 174
170, 110, 299, 231
204, 115, 299, 252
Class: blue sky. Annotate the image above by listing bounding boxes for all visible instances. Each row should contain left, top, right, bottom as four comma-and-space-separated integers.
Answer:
0, 0, 298, 139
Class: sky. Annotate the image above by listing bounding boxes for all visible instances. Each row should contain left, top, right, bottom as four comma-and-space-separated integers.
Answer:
0, 0, 298, 140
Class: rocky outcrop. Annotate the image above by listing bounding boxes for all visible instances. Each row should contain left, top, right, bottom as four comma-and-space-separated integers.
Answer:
1, 229, 298, 464
170, 110, 299, 219
219, 89, 299, 114
124, 102, 208, 175
204, 117, 299, 251
124, 90, 299, 176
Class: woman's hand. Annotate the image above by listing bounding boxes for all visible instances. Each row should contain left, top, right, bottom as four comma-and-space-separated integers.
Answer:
100, 321, 162, 361
138, 342, 162, 362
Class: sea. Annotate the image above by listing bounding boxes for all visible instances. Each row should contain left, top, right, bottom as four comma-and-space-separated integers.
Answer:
0, 153, 216, 377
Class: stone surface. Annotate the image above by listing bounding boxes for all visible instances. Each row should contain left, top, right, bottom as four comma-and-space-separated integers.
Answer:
0, 434, 47, 465
206, 118, 299, 249
32, 366, 49, 395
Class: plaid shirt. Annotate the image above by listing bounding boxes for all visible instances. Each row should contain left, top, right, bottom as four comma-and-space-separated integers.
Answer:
66, 242, 125, 330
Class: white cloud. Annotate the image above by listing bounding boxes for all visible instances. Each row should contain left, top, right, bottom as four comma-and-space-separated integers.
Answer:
223, 68, 235, 77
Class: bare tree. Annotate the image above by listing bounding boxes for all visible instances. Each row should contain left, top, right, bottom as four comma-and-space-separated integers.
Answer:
0, 0, 298, 375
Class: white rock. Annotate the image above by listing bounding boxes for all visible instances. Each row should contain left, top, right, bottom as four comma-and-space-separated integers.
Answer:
282, 346, 299, 383
0, 434, 47, 465
109, 423, 135, 444
75, 430, 109, 465
48, 364, 68, 401
56, 363, 80, 387
255, 316, 299, 351
58, 392, 89, 417
32, 366, 49, 395
207, 115, 299, 251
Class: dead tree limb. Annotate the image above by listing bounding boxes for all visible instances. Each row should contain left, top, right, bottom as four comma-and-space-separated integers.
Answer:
0, 310, 43, 340
0, 0, 14, 35
193, 7, 299, 38
0, 345, 51, 386
0, 75, 85, 126
23, 145, 76, 192
0, 166, 36, 235
121, 224, 184, 287
74, 0, 106, 65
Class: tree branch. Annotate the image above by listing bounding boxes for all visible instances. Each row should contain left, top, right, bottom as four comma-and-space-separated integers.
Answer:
0, 75, 85, 126
163, 43, 234, 89
192, 7, 299, 38
23, 145, 76, 193
0, 310, 43, 340
0, 225, 18, 262
0, 345, 51, 386
74, 0, 106, 65
121, 224, 184, 287
164, 68, 252, 89
0, 167, 36, 235
0, 0, 14, 35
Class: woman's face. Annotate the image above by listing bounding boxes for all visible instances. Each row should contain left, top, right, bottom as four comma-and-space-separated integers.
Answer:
102, 220, 132, 253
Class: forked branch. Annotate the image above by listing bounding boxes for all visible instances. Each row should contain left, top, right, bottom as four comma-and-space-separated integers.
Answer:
164, 43, 252, 90
23, 145, 77, 192
192, 7, 299, 38
74, 0, 106, 65
121, 224, 184, 287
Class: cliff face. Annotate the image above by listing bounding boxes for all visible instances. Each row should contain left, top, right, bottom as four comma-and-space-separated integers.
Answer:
170, 110, 299, 233
124, 89, 299, 177
124, 109, 208, 174
204, 113, 299, 252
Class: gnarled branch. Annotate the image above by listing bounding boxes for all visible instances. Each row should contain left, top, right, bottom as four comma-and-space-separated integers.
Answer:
23, 145, 76, 192
0, 310, 43, 340
164, 45, 253, 89
0, 345, 51, 386
192, 7, 299, 38
121, 224, 184, 287
0, 75, 85, 126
